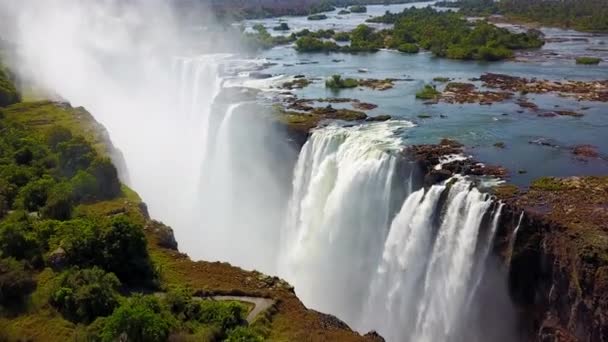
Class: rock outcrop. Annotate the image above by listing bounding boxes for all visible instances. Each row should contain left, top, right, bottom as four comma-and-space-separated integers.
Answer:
494, 177, 608, 342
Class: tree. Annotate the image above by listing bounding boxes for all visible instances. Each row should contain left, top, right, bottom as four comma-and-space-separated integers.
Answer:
40, 183, 73, 220
0, 221, 39, 262
87, 158, 121, 200
57, 136, 95, 178
0, 258, 35, 306
46, 126, 73, 151
17, 176, 55, 212
100, 295, 176, 342
50, 267, 121, 323
99, 215, 155, 287
70, 170, 98, 203
0, 65, 20, 107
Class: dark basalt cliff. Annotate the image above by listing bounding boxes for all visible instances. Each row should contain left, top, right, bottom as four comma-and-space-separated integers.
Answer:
496, 177, 608, 342
406, 138, 608, 342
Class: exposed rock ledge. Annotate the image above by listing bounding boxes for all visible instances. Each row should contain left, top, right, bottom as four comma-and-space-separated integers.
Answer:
495, 176, 608, 342
405, 139, 608, 341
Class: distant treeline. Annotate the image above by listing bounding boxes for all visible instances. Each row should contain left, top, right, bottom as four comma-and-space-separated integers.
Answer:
202, 0, 433, 20
436, 0, 608, 32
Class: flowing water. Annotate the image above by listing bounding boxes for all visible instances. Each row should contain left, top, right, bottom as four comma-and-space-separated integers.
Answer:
7, 1, 608, 341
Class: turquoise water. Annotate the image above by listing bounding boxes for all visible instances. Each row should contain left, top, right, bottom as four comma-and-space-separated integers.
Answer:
240, 3, 608, 186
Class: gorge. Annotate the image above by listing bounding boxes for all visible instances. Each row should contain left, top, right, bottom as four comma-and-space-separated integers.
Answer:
1, 0, 607, 341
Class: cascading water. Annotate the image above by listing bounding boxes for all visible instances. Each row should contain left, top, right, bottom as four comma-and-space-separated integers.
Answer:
280, 121, 413, 323
281, 123, 515, 342
9, 3, 517, 339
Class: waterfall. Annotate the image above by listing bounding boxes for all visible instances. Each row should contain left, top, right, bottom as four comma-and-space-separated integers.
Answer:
282, 123, 514, 342
280, 121, 414, 323
507, 211, 525, 267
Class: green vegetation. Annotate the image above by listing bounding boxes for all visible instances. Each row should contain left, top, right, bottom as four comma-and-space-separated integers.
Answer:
274, 8, 542, 60
308, 14, 328, 21
367, 7, 543, 61
0, 63, 20, 107
325, 75, 359, 89
433, 77, 450, 82
242, 24, 296, 50
50, 267, 120, 323
0, 257, 35, 306
398, 43, 420, 53
349, 5, 367, 13
440, 0, 608, 32
0, 98, 268, 341
273, 22, 290, 31
531, 177, 571, 191
415, 84, 441, 100
349, 24, 385, 52
492, 183, 520, 199
576, 57, 602, 65
333, 31, 351, 42
338, 9, 351, 15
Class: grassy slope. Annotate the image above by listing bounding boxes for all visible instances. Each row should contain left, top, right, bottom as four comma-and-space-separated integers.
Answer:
0, 100, 372, 341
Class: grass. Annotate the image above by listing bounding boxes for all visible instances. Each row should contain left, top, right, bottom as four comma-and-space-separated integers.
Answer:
530, 177, 570, 191
492, 184, 519, 199
576, 56, 602, 65
415, 84, 441, 100
1, 101, 113, 157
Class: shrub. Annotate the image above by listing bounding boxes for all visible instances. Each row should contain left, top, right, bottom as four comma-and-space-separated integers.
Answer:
0, 221, 39, 262
70, 170, 98, 203
57, 136, 95, 178
397, 43, 420, 53
197, 300, 247, 332
225, 326, 264, 342
433, 77, 450, 82
349, 24, 383, 52
87, 158, 121, 200
0, 194, 7, 219
51, 216, 155, 286
576, 56, 602, 65
17, 176, 55, 212
415, 84, 441, 100
325, 75, 359, 89
273, 23, 290, 31
445, 45, 474, 60
531, 177, 569, 191
307, 14, 328, 21
295, 36, 340, 52
349, 5, 367, 13
476, 46, 513, 61
101, 295, 176, 342
40, 183, 73, 220
333, 32, 350, 42
13, 147, 33, 166
163, 286, 193, 316
0, 258, 35, 305
0, 65, 20, 107
46, 126, 73, 151
50, 267, 121, 323
1, 164, 34, 187
99, 215, 155, 287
